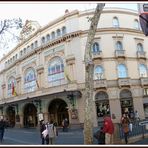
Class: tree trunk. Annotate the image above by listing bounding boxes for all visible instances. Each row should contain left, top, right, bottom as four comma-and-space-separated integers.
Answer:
84, 3, 105, 144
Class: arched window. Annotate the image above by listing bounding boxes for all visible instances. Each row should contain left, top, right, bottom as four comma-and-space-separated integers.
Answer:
8, 77, 16, 97
51, 31, 55, 40
137, 43, 143, 52
139, 64, 147, 77
46, 34, 50, 41
15, 54, 18, 59
35, 40, 38, 48
27, 46, 30, 51
48, 57, 64, 86
62, 26, 66, 35
113, 17, 119, 28
92, 42, 100, 53
24, 68, 37, 93
94, 66, 104, 80
41, 36, 45, 44
134, 19, 140, 30
23, 48, 26, 54
57, 29, 61, 37
120, 89, 133, 114
116, 41, 123, 50
31, 43, 34, 49
118, 64, 127, 78
95, 91, 110, 118
20, 50, 23, 56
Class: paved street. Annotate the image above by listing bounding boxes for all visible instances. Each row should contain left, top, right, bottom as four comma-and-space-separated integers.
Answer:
1, 127, 85, 145
0, 127, 148, 145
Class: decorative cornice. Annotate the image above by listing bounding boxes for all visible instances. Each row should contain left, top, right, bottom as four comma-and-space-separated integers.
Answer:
36, 65, 44, 74
0, 31, 82, 75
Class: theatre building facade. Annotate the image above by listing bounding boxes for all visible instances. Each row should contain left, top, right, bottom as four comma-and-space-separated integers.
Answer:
0, 7, 148, 128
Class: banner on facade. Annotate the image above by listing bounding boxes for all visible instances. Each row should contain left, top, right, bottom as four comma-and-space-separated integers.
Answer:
38, 113, 43, 121
138, 3, 148, 36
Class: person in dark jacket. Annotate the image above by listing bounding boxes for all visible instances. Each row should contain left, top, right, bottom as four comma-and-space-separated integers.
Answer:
0, 118, 6, 143
94, 127, 105, 144
40, 120, 48, 144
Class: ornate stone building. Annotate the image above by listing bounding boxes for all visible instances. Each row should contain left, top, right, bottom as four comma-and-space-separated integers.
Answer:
0, 7, 148, 128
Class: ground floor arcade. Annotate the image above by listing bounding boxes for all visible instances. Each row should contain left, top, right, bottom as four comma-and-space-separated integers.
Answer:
0, 86, 147, 128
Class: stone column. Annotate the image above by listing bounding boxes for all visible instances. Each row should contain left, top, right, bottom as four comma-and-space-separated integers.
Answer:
1, 83, 6, 99
19, 114, 24, 128
36, 65, 44, 89
44, 112, 49, 123
16, 75, 21, 95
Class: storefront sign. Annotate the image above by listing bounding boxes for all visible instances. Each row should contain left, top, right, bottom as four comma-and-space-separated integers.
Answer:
38, 113, 43, 121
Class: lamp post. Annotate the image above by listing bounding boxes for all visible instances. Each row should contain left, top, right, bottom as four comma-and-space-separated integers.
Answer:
67, 93, 75, 109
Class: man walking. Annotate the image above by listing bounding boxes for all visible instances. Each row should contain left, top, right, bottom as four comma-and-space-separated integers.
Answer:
0, 117, 6, 143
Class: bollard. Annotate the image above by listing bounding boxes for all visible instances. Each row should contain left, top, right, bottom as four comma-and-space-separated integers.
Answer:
142, 125, 145, 139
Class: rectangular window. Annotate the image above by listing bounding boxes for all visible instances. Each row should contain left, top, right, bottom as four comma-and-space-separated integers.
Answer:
144, 88, 148, 96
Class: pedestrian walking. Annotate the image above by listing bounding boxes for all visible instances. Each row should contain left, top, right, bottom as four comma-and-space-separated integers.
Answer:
47, 121, 57, 145
0, 117, 6, 143
121, 113, 130, 144
134, 110, 140, 121
94, 127, 105, 144
102, 115, 114, 144
62, 118, 69, 132
40, 120, 49, 144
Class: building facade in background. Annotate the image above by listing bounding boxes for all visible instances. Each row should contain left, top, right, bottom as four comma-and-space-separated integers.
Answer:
0, 7, 148, 128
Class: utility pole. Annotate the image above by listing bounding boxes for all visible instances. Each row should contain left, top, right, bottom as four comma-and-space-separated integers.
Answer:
84, 3, 105, 144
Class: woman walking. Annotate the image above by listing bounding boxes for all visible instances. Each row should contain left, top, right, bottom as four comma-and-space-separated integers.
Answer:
121, 114, 130, 144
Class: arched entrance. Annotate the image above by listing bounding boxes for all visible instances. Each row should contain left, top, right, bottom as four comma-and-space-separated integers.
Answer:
6, 106, 15, 127
48, 99, 69, 126
120, 89, 134, 115
95, 91, 110, 122
23, 103, 37, 128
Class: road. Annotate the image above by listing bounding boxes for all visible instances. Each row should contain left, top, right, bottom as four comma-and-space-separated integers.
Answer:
2, 127, 85, 145
0, 127, 148, 145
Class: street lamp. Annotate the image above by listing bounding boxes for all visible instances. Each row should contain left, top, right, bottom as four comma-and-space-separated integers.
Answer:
67, 93, 74, 109
34, 99, 42, 113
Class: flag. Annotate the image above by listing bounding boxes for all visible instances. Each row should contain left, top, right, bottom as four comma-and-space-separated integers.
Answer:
64, 66, 72, 82
12, 82, 17, 96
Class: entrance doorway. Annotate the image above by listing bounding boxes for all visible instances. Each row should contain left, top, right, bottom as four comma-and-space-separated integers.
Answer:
23, 103, 37, 128
95, 91, 110, 124
120, 89, 134, 117
48, 99, 69, 126
6, 106, 15, 128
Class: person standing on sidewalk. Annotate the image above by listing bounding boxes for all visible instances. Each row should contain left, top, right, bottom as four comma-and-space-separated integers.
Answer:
0, 117, 6, 143
102, 114, 114, 144
40, 120, 49, 144
121, 113, 130, 144
47, 121, 57, 145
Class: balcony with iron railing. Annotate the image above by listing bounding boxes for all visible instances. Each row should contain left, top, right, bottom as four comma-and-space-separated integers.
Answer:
118, 77, 131, 87
140, 77, 148, 86
92, 51, 102, 60
94, 79, 107, 89
115, 50, 126, 58
137, 51, 146, 59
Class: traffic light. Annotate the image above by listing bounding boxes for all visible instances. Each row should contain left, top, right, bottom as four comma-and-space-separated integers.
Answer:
138, 3, 148, 36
